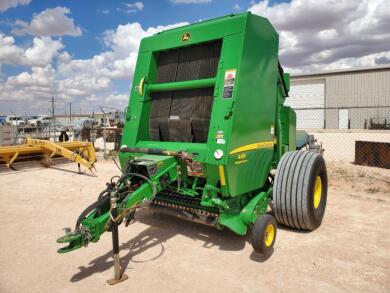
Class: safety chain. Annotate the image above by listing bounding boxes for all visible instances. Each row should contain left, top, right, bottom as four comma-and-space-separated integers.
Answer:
75, 226, 92, 247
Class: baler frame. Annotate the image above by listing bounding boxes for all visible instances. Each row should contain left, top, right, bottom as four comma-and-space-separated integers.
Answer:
57, 12, 328, 285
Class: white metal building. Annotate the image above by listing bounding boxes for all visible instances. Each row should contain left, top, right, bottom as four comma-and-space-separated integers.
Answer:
287, 65, 390, 129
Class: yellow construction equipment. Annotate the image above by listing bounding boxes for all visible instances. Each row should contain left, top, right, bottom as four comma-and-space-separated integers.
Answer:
0, 137, 96, 172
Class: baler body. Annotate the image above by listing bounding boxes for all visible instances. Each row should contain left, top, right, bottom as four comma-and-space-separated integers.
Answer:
118, 12, 295, 235
58, 12, 328, 263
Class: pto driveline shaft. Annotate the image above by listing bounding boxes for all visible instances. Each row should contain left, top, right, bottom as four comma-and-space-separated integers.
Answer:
120, 146, 177, 156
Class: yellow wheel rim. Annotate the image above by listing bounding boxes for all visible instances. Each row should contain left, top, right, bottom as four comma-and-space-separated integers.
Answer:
313, 176, 322, 209
264, 223, 275, 247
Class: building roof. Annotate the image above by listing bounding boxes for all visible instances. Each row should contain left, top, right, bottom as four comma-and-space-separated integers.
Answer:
291, 64, 390, 78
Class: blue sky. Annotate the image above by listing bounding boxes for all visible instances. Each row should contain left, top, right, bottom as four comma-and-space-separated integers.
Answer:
1, 0, 273, 115
0, 0, 389, 115
2, 1, 267, 59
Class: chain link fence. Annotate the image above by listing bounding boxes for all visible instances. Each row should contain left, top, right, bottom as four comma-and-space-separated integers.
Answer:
294, 106, 390, 169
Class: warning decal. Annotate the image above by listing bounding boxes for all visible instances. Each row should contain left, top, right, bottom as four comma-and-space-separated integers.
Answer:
223, 69, 236, 99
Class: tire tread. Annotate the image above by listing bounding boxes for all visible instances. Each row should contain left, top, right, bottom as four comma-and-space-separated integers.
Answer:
273, 150, 327, 230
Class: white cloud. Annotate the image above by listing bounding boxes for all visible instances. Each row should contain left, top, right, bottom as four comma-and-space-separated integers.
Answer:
170, 0, 211, 4
7, 65, 55, 88
233, 4, 242, 11
0, 21, 188, 114
0, 0, 30, 12
23, 37, 64, 66
0, 33, 63, 67
0, 65, 56, 111
58, 76, 111, 97
0, 33, 23, 64
12, 7, 82, 37
55, 21, 188, 81
249, 0, 390, 73
124, 2, 144, 13
318, 29, 338, 40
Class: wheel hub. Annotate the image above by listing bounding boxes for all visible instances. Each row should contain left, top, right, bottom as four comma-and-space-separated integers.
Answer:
264, 223, 275, 247
313, 176, 322, 209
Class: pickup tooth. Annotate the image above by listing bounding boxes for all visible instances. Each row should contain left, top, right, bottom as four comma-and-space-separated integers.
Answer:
152, 191, 219, 219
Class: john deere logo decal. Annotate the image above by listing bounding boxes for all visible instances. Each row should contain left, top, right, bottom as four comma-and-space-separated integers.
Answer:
182, 32, 190, 41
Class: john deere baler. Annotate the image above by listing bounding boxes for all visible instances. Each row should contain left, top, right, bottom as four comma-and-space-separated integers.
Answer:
58, 12, 328, 284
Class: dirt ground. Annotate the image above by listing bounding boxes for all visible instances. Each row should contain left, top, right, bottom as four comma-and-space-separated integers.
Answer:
0, 154, 389, 293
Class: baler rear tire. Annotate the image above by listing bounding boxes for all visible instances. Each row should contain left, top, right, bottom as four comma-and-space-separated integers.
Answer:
273, 151, 327, 230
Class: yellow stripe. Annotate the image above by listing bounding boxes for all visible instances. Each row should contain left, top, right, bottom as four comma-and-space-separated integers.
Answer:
229, 140, 274, 155
219, 165, 226, 186
138, 77, 145, 96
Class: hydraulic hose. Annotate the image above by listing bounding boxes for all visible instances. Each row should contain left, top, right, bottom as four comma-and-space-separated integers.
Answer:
121, 172, 157, 202
98, 189, 109, 200
75, 172, 156, 230
75, 195, 110, 230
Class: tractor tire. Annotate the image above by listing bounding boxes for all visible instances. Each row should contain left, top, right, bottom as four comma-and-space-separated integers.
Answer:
273, 150, 327, 230
251, 214, 277, 257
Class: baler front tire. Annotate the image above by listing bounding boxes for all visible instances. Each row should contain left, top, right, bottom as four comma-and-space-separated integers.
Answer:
251, 214, 277, 257
273, 151, 327, 230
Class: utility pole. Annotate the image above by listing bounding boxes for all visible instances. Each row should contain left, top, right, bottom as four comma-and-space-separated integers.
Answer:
50, 96, 55, 141
69, 101, 72, 125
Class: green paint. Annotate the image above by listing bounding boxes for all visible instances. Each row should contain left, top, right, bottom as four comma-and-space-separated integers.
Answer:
148, 78, 216, 93
58, 12, 296, 253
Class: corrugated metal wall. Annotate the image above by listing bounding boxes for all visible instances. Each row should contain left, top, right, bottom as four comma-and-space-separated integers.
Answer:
325, 70, 390, 129
285, 79, 325, 129
291, 68, 390, 129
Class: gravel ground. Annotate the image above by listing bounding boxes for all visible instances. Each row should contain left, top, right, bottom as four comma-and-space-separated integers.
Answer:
0, 154, 389, 293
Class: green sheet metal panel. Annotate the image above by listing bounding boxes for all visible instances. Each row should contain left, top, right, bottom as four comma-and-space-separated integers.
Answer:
224, 14, 279, 196
281, 106, 297, 151
120, 12, 287, 197
120, 13, 248, 165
